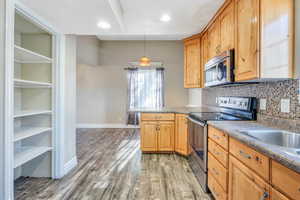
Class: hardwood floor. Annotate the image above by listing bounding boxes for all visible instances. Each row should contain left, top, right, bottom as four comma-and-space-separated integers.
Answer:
15, 129, 212, 200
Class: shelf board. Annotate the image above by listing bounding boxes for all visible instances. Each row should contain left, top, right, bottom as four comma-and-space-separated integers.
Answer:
14, 45, 52, 64
14, 110, 52, 118
14, 79, 52, 88
14, 146, 52, 168
14, 127, 52, 142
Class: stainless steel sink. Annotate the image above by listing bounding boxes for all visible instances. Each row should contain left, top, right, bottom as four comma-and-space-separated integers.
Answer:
238, 130, 300, 155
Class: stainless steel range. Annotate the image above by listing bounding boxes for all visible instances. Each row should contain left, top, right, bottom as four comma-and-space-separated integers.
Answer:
187, 96, 257, 192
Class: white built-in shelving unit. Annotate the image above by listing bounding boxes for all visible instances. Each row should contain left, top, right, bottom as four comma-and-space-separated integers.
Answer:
13, 10, 55, 180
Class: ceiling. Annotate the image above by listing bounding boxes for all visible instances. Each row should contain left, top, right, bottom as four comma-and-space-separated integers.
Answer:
20, 0, 224, 40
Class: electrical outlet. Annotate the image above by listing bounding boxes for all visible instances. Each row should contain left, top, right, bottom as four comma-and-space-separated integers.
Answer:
260, 99, 267, 110
281, 99, 290, 113
216, 97, 219, 104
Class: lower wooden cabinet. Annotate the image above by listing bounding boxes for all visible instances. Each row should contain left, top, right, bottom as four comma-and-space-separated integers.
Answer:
228, 155, 270, 200
140, 113, 175, 152
141, 122, 158, 152
157, 121, 175, 152
175, 114, 190, 156
271, 188, 290, 200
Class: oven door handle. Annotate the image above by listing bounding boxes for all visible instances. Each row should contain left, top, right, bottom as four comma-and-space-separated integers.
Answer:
187, 117, 206, 127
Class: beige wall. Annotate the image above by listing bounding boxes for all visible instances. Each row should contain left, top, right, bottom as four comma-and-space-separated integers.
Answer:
0, 0, 5, 197
64, 35, 77, 163
77, 37, 188, 125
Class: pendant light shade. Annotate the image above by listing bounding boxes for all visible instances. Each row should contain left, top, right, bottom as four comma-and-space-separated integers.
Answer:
139, 34, 151, 67
140, 56, 151, 66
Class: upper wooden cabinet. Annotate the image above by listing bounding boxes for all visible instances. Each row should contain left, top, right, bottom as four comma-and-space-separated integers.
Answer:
201, 32, 209, 85
260, 0, 294, 79
235, 0, 260, 81
184, 38, 202, 88
207, 19, 221, 59
220, 1, 235, 52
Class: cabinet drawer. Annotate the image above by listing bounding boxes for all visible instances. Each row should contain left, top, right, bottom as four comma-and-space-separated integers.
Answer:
141, 113, 175, 121
208, 126, 228, 150
208, 172, 227, 200
208, 139, 228, 168
272, 161, 300, 200
271, 187, 290, 200
229, 138, 270, 180
208, 152, 228, 191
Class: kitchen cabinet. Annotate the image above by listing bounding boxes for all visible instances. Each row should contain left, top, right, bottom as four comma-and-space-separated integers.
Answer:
235, 0, 260, 81
208, 125, 299, 200
271, 188, 290, 200
271, 161, 300, 200
260, 0, 294, 79
220, 1, 235, 52
140, 113, 175, 152
228, 155, 270, 200
157, 121, 175, 152
184, 38, 202, 88
201, 32, 209, 85
207, 19, 221, 59
175, 114, 190, 156
141, 122, 158, 152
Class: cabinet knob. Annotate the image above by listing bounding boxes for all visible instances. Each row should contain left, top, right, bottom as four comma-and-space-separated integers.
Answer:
259, 192, 269, 200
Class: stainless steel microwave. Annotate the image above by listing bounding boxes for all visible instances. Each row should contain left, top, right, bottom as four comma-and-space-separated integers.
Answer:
204, 49, 234, 87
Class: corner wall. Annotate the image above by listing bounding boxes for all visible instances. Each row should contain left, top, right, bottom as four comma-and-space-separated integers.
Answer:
76, 37, 188, 126
63, 35, 77, 170
0, 0, 5, 198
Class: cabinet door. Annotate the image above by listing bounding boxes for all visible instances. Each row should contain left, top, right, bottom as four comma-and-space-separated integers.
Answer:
184, 38, 201, 88
260, 0, 294, 79
141, 122, 158, 152
235, 0, 260, 81
228, 156, 270, 200
271, 188, 290, 200
158, 121, 175, 152
208, 19, 221, 59
220, 1, 235, 52
175, 114, 189, 156
201, 32, 209, 85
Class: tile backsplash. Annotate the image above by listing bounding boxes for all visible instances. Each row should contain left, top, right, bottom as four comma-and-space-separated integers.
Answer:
201, 79, 300, 132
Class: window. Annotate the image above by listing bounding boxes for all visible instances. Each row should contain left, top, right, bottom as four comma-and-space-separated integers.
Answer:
126, 68, 164, 124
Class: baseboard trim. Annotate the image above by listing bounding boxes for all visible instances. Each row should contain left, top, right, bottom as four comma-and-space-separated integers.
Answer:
63, 156, 78, 176
76, 123, 140, 129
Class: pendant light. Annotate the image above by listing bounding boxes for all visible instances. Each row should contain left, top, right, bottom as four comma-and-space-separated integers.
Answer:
140, 34, 151, 67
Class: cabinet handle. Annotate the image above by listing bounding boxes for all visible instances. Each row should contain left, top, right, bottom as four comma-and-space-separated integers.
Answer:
213, 134, 220, 140
212, 168, 219, 175
259, 192, 269, 200
239, 150, 252, 159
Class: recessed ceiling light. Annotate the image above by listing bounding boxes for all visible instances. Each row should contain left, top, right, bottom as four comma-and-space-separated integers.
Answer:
97, 21, 111, 29
160, 14, 171, 22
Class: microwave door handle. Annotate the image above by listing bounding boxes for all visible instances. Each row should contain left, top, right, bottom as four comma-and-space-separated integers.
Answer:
187, 117, 205, 127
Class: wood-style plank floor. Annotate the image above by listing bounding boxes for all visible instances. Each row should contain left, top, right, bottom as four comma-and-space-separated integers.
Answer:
15, 129, 212, 200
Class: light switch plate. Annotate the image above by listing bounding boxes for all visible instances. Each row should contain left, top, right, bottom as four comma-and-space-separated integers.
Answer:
281, 99, 290, 113
260, 99, 267, 110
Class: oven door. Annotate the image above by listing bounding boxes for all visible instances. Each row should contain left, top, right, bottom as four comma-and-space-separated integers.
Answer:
187, 117, 207, 172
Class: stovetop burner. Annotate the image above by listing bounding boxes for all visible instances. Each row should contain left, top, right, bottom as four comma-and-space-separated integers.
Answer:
189, 112, 246, 123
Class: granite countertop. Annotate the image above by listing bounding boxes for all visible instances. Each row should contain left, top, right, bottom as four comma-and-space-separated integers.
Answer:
129, 106, 220, 114
208, 121, 300, 173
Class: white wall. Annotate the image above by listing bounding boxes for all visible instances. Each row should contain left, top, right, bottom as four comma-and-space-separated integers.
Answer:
0, 0, 5, 198
188, 88, 202, 106
64, 35, 77, 165
77, 37, 188, 126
